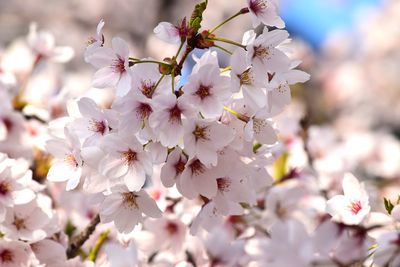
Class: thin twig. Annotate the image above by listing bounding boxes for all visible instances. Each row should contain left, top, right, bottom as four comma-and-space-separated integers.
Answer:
67, 214, 100, 259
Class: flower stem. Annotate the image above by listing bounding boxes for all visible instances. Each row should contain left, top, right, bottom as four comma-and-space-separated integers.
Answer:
175, 41, 185, 58
88, 230, 110, 261
149, 74, 166, 97
209, 7, 250, 34
223, 106, 250, 122
129, 59, 170, 66
128, 56, 141, 61
214, 45, 233, 55
171, 72, 175, 93
67, 214, 100, 259
178, 45, 194, 70
206, 36, 246, 49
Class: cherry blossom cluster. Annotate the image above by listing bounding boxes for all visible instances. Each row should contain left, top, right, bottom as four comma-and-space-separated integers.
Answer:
0, 0, 399, 266
46, 0, 309, 236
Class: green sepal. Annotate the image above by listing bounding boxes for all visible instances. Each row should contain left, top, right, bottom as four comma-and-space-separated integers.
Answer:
189, 1, 208, 33
384, 197, 395, 214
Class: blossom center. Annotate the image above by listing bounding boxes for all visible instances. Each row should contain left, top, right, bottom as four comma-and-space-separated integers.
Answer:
165, 221, 179, 235
0, 249, 13, 263
217, 178, 231, 192
192, 125, 209, 141
65, 154, 79, 168
195, 84, 211, 100
112, 56, 126, 73
13, 216, 26, 230
168, 104, 182, 123
174, 158, 186, 175
238, 68, 254, 86
87, 37, 97, 45
89, 119, 107, 135
253, 45, 271, 59
136, 103, 153, 120
349, 200, 362, 215
121, 149, 138, 166
121, 192, 139, 209
140, 80, 155, 98
189, 159, 206, 176
0, 181, 11, 196
249, 0, 267, 15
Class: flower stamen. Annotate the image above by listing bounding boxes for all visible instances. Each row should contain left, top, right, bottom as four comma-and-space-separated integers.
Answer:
112, 56, 126, 73
195, 84, 212, 100
121, 192, 139, 209
121, 149, 138, 166
349, 200, 362, 215
238, 68, 254, 86
193, 125, 209, 141
89, 119, 107, 135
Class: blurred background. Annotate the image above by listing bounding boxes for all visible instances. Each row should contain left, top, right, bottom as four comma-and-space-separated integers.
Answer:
1, 0, 399, 190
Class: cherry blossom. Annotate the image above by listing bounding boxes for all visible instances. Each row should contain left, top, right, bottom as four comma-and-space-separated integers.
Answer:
373, 231, 400, 267
87, 37, 132, 96
0, 170, 35, 222
326, 173, 371, 225
245, 28, 290, 72
183, 119, 234, 166
189, 202, 226, 235
246, 220, 313, 267
149, 94, 195, 147
31, 239, 67, 267
1, 195, 54, 242
99, 132, 152, 191
178, 157, 217, 199
69, 97, 117, 146
244, 116, 277, 145
84, 19, 105, 62
181, 56, 230, 118
213, 169, 255, 216
46, 128, 84, 191
203, 227, 246, 266
99, 185, 162, 233
264, 63, 310, 117
160, 147, 187, 188
144, 216, 187, 252
0, 106, 26, 143
4, 1, 396, 266
230, 48, 267, 109
27, 23, 74, 63
153, 18, 188, 44
0, 240, 33, 267
112, 92, 154, 135
247, 0, 285, 29
130, 60, 171, 98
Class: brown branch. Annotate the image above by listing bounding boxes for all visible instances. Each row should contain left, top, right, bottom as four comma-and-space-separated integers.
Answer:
67, 214, 100, 259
